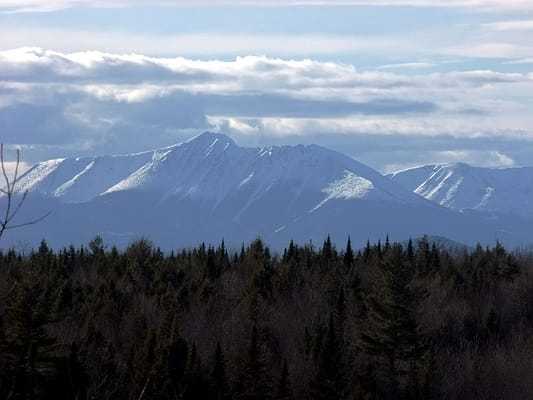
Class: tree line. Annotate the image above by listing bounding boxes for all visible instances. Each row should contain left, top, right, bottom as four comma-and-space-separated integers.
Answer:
1, 235, 532, 399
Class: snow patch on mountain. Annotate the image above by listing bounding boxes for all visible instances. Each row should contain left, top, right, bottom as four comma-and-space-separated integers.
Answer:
14, 151, 156, 203
389, 163, 533, 220
311, 171, 374, 212
14, 158, 66, 194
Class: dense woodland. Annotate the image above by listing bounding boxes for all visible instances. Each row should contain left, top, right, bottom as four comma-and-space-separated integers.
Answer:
1, 235, 533, 399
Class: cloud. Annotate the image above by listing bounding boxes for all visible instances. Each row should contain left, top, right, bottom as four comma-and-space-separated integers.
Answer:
0, 26, 413, 57
381, 150, 515, 173
505, 58, 533, 65
432, 150, 515, 167
378, 62, 436, 70
484, 19, 533, 31
2, 0, 533, 12
1, 47, 532, 170
444, 43, 533, 59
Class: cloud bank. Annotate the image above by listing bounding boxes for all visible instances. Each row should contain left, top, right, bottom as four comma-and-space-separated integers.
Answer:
1, 47, 532, 171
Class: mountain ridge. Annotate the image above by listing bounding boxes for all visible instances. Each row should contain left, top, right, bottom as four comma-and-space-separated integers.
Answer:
16, 131, 425, 209
4, 133, 532, 250
388, 162, 533, 220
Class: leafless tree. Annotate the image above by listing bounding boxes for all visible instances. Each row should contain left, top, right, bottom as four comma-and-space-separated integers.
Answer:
0, 143, 49, 242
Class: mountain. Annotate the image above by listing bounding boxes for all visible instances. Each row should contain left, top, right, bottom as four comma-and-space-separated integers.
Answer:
3, 133, 531, 250
17, 132, 419, 206
388, 163, 533, 221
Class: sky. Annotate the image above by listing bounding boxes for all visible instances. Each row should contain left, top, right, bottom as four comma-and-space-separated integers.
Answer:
1, 0, 532, 175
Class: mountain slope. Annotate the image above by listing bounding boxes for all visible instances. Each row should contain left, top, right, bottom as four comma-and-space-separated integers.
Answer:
388, 163, 533, 220
4, 133, 532, 250
16, 132, 422, 208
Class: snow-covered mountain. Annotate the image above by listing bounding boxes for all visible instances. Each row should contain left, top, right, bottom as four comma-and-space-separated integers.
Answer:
388, 163, 533, 220
4, 133, 532, 250
17, 132, 419, 207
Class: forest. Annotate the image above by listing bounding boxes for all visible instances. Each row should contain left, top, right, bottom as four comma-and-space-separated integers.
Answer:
1, 235, 533, 400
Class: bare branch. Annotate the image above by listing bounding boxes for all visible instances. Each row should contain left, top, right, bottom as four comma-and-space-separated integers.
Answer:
4, 211, 51, 231
0, 142, 49, 242
5, 190, 28, 226
137, 374, 152, 400
1, 144, 11, 194
13, 148, 20, 185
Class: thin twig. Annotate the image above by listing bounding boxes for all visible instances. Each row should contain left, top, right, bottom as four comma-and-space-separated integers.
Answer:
4, 211, 51, 231
0, 142, 49, 241
137, 375, 152, 400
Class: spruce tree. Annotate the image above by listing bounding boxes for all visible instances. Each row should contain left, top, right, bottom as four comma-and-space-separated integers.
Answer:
357, 244, 427, 399
3, 276, 63, 399
343, 236, 354, 269
276, 359, 292, 400
310, 313, 343, 400
183, 343, 209, 399
237, 325, 272, 400
211, 342, 229, 400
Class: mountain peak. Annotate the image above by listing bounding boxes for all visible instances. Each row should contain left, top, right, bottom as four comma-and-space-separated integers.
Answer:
389, 162, 533, 220
185, 131, 235, 147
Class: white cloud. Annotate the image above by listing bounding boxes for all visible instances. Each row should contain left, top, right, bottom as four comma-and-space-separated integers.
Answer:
378, 62, 436, 70
505, 58, 533, 65
444, 43, 533, 59
382, 150, 515, 173
484, 19, 533, 31
207, 115, 533, 140
433, 150, 516, 167
1, 47, 532, 170
0, 26, 413, 57
2, 23, 532, 65
2, 0, 533, 12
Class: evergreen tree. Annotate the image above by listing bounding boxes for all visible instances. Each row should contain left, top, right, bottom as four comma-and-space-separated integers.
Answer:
415, 236, 431, 275
183, 343, 209, 399
310, 313, 343, 400
407, 238, 414, 264
429, 243, 441, 271
343, 236, 354, 269
211, 342, 229, 400
357, 245, 427, 399
320, 235, 337, 266
276, 359, 292, 400
237, 325, 272, 400
3, 272, 63, 399
157, 315, 189, 398
335, 287, 347, 349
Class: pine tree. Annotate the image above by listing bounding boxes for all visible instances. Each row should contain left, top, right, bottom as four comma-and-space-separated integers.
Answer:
343, 236, 354, 269
335, 287, 347, 349
276, 359, 292, 400
310, 313, 343, 400
357, 244, 427, 399
211, 342, 229, 400
415, 236, 431, 275
3, 274, 63, 399
183, 343, 209, 399
154, 315, 189, 398
237, 325, 272, 400
407, 238, 414, 264
427, 243, 439, 271
319, 235, 338, 268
